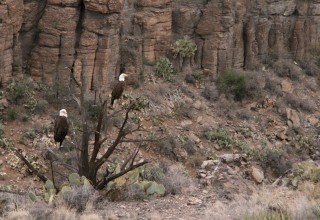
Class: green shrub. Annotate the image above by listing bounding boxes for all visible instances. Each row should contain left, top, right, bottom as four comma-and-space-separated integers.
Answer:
0, 123, 5, 139
87, 103, 101, 120
25, 99, 48, 114
7, 108, 18, 121
216, 70, 247, 101
25, 128, 37, 140
155, 56, 175, 82
7, 81, 26, 104
204, 128, 236, 149
173, 36, 197, 58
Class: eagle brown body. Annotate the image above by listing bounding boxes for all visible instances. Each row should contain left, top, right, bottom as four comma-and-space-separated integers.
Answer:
111, 81, 125, 106
111, 73, 128, 107
54, 109, 69, 147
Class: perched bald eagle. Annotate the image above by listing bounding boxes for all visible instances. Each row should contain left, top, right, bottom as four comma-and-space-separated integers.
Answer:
111, 73, 128, 107
54, 109, 69, 147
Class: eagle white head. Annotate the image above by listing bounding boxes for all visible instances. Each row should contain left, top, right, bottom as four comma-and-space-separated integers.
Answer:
119, 73, 128, 82
59, 109, 68, 118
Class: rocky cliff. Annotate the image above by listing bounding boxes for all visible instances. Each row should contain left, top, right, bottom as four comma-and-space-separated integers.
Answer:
0, 0, 319, 93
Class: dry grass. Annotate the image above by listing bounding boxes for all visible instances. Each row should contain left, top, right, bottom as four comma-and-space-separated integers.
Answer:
5, 210, 33, 220
273, 60, 302, 81
157, 163, 194, 195
205, 186, 320, 220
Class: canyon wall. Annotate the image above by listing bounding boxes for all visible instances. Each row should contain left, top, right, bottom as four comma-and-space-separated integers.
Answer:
0, 0, 319, 93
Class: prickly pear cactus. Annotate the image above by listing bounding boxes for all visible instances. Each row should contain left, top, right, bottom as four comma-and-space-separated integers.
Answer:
44, 179, 56, 204
146, 182, 165, 196
28, 192, 37, 202
68, 173, 81, 186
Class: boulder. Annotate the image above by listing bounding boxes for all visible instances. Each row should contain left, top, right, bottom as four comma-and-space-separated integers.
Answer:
251, 166, 264, 183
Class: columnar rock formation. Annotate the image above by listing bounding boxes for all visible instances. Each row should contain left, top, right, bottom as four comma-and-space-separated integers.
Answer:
0, 0, 319, 92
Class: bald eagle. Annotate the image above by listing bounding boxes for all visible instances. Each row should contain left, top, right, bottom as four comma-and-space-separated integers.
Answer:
111, 73, 128, 107
54, 109, 69, 147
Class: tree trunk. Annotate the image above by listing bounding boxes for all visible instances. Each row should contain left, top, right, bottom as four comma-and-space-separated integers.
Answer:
78, 123, 89, 176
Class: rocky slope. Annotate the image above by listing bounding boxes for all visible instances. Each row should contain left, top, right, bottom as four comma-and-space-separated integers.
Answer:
0, 0, 319, 92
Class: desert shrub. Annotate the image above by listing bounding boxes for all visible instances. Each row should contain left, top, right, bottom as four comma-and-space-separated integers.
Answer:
154, 56, 175, 82
24, 99, 48, 114
236, 109, 253, 121
258, 147, 291, 177
121, 183, 147, 201
123, 95, 148, 111
244, 208, 291, 220
6, 210, 33, 220
204, 128, 236, 149
25, 128, 37, 140
44, 88, 58, 104
7, 108, 18, 121
291, 161, 320, 183
0, 123, 5, 139
7, 81, 26, 104
216, 70, 247, 101
173, 36, 197, 58
142, 163, 193, 195
87, 103, 101, 120
174, 102, 193, 119
0, 123, 8, 147
264, 78, 282, 96
188, 153, 207, 168
242, 71, 264, 100
285, 94, 317, 113
61, 185, 97, 212
273, 60, 301, 81
48, 207, 77, 220
301, 59, 320, 77
157, 136, 180, 160
304, 43, 320, 74
202, 84, 219, 101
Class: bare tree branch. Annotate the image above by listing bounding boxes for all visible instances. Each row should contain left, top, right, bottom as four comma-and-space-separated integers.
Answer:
14, 149, 48, 183
90, 100, 107, 163
95, 105, 134, 169
96, 160, 148, 190
121, 147, 140, 171
43, 149, 77, 172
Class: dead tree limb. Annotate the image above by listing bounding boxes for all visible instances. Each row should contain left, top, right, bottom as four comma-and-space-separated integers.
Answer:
95, 104, 133, 169
96, 160, 148, 190
14, 149, 48, 183
121, 147, 140, 171
90, 100, 107, 163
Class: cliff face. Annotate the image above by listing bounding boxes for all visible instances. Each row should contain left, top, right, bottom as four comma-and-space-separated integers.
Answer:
0, 0, 319, 92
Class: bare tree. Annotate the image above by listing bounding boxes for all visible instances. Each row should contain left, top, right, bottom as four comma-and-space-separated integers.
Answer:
69, 64, 152, 190
16, 64, 157, 191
